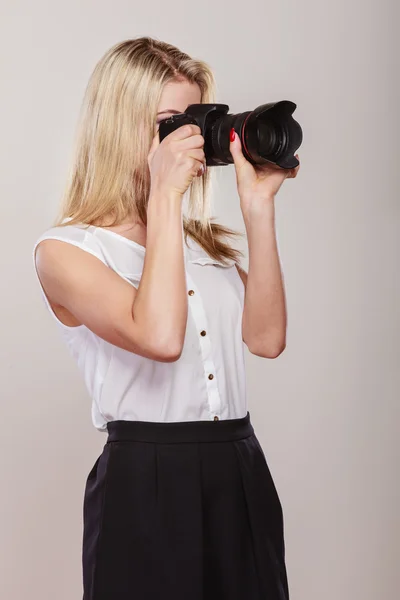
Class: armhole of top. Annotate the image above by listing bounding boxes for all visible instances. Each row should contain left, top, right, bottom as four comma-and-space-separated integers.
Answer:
32, 234, 106, 331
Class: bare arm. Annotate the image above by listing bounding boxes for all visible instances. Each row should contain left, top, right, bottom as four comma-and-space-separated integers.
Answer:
35, 123, 205, 361
133, 189, 188, 357
237, 201, 287, 358
35, 191, 187, 362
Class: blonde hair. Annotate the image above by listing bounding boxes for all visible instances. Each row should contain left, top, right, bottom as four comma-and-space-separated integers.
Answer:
54, 37, 244, 265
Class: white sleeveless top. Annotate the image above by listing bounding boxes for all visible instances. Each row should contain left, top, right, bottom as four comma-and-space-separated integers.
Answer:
32, 222, 247, 431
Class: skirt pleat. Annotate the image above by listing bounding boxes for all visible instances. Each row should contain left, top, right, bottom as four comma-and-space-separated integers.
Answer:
82, 411, 289, 600
233, 435, 290, 600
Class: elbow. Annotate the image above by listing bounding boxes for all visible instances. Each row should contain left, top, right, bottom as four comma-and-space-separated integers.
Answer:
159, 346, 184, 362
147, 334, 184, 363
247, 338, 286, 359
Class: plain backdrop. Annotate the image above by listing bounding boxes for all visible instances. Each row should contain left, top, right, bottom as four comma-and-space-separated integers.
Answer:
0, 1, 398, 599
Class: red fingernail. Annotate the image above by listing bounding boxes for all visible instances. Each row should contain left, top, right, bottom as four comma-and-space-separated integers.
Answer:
230, 128, 236, 142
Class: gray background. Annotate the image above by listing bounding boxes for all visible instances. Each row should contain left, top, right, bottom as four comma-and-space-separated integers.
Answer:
1, 1, 398, 598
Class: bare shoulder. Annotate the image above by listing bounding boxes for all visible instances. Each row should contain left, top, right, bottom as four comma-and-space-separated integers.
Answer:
35, 237, 80, 280
34, 237, 73, 290
34, 239, 85, 326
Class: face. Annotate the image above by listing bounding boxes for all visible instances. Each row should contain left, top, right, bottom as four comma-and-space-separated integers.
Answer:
155, 79, 202, 133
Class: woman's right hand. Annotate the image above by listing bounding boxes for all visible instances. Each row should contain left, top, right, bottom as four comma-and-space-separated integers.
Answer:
147, 124, 205, 199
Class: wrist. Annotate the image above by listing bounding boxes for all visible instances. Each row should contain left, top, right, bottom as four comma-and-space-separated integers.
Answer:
241, 195, 275, 219
149, 185, 182, 204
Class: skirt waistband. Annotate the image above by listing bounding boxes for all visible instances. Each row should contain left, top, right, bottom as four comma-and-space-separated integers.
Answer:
106, 411, 254, 444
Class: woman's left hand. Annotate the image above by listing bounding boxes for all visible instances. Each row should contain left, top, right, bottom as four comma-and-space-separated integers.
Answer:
229, 128, 300, 208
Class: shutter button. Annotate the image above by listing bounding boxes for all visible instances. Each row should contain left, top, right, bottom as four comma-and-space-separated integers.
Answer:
188, 290, 195, 296
208, 374, 214, 380
200, 330, 206, 336
214, 415, 219, 421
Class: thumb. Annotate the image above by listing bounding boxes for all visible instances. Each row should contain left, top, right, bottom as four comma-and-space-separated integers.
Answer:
148, 129, 160, 162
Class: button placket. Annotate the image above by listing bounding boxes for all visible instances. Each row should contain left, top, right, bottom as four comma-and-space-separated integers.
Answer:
185, 271, 222, 419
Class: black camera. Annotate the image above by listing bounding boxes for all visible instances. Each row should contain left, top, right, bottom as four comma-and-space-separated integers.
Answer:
158, 101, 302, 169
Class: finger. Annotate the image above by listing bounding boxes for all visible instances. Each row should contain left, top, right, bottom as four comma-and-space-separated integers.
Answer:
177, 133, 205, 150
170, 124, 202, 141
187, 148, 205, 163
229, 129, 248, 171
196, 162, 206, 177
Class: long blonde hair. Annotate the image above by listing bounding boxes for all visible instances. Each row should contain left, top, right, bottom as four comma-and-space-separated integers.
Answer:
54, 37, 244, 265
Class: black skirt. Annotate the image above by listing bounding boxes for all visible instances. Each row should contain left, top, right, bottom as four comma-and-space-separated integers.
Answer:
82, 411, 290, 600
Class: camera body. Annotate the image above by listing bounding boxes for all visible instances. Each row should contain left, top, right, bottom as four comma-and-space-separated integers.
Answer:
158, 101, 302, 169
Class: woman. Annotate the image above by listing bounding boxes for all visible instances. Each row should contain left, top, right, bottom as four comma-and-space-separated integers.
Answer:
33, 37, 299, 600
